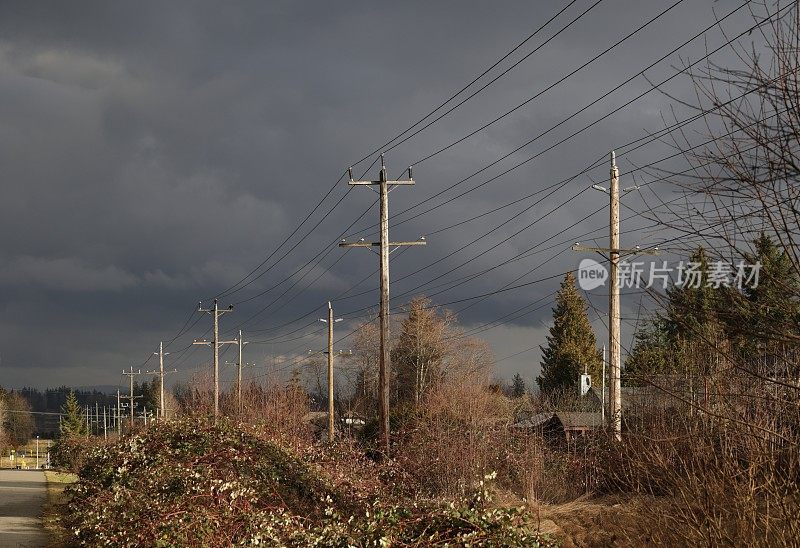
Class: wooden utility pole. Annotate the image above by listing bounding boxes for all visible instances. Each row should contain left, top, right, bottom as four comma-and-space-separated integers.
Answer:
318, 302, 347, 443
327, 304, 334, 442
601, 344, 606, 425
340, 156, 426, 455
121, 366, 142, 430
573, 151, 656, 441
608, 152, 621, 441
236, 330, 249, 416
147, 342, 177, 420
195, 299, 236, 424
116, 390, 122, 435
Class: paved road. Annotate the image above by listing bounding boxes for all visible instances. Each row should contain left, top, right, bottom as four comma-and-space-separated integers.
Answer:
0, 470, 48, 547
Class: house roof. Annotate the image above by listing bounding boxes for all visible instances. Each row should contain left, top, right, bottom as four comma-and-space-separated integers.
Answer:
511, 412, 555, 429
512, 411, 604, 431
588, 385, 680, 410
554, 411, 603, 429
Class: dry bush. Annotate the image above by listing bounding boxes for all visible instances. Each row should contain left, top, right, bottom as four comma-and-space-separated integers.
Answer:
514, 392, 605, 505
239, 379, 312, 445
65, 420, 554, 546
395, 371, 521, 498
0, 397, 7, 452
175, 370, 215, 417
174, 371, 311, 446
50, 435, 111, 473
595, 375, 800, 546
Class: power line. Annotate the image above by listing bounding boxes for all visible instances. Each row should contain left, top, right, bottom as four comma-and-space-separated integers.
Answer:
201, 0, 693, 317
200, 0, 755, 338
380, 0, 608, 156
207, 2, 585, 305
355, 0, 760, 239
232, 102, 786, 350
169, 1, 786, 370
348, 0, 583, 167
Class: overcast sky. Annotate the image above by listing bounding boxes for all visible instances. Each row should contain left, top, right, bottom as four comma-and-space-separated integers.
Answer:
0, 1, 765, 390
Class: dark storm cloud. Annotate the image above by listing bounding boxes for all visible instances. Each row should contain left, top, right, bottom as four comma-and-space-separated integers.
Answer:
0, 1, 755, 386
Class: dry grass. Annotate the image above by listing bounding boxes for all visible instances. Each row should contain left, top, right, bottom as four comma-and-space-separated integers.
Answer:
43, 470, 77, 547
536, 495, 662, 547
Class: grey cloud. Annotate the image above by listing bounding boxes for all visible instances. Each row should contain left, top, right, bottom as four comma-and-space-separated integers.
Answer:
0, 0, 753, 387
0, 256, 138, 292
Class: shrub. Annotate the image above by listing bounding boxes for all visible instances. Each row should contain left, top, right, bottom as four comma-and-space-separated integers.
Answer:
64, 419, 553, 546
50, 435, 98, 473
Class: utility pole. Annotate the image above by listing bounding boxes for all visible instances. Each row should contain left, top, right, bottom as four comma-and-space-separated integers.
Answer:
601, 344, 606, 425
116, 390, 121, 436
122, 366, 142, 430
236, 330, 249, 416
147, 342, 177, 420
195, 299, 235, 424
340, 155, 426, 455
572, 151, 656, 441
318, 302, 348, 443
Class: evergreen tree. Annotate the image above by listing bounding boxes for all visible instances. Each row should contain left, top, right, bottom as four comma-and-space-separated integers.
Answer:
663, 247, 730, 376
725, 233, 800, 375
59, 391, 88, 437
665, 248, 721, 343
624, 316, 672, 385
537, 273, 602, 394
744, 234, 800, 337
511, 373, 526, 398
134, 379, 159, 416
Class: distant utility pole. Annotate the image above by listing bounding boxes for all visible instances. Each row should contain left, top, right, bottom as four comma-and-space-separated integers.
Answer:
572, 151, 656, 441
147, 342, 177, 420
340, 155, 426, 455
318, 302, 349, 443
122, 366, 142, 430
195, 299, 236, 424
116, 390, 122, 435
236, 330, 249, 416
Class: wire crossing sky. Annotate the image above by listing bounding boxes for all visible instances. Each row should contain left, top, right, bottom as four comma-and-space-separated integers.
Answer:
0, 0, 771, 389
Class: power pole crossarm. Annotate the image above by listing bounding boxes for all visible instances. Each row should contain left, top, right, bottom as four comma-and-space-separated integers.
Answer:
339, 156, 426, 456
340, 241, 427, 248
571, 244, 659, 256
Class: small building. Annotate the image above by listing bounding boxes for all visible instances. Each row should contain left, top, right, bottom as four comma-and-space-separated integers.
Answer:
512, 411, 603, 441
554, 411, 603, 441
511, 412, 560, 437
